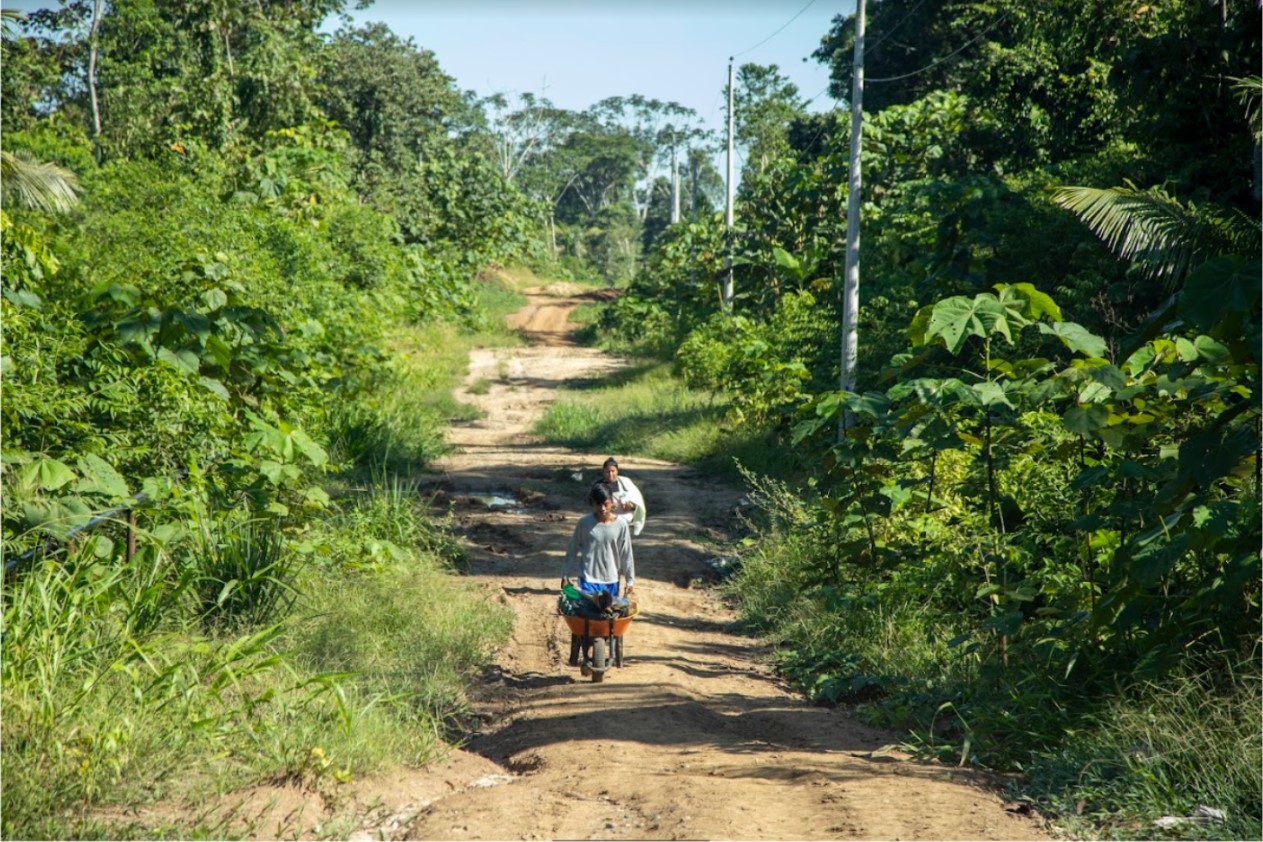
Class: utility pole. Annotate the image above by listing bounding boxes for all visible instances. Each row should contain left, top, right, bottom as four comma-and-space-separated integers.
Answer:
839, 0, 866, 438
88, 0, 104, 162
723, 58, 736, 311
670, 146, 681, 224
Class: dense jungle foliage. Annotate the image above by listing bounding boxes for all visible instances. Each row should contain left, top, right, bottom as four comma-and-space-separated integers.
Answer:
587, 1, 1261, 837
3, 0, 1260, 838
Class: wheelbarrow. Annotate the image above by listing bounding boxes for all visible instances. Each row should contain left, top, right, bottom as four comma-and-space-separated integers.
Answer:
558, 584, 637, 683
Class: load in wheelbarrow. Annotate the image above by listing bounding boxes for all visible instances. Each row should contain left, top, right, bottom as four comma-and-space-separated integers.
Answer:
558, 583, 637, 683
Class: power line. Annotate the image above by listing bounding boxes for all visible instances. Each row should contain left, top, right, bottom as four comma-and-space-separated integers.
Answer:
732, 0, 819, 59
868, 9, 1012, 83
864, 0, 929, 55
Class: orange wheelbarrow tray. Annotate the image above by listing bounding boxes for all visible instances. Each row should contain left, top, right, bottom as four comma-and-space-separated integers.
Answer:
561, 611, 636, 639
560, 602, 639, 682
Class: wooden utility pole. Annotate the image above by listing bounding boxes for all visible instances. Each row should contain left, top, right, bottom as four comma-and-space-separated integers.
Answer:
723, 59, 736, 311
839, 0, 866, 436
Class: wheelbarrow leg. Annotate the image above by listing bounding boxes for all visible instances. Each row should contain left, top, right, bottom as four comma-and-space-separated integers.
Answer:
568, 634, 581, 666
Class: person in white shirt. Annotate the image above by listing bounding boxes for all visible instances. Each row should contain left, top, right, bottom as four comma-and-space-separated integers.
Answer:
594, 457, 646, 537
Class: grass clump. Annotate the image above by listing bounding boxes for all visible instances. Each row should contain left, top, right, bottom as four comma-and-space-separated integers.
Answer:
533, 360, 804, 483
326, 279, 525, 475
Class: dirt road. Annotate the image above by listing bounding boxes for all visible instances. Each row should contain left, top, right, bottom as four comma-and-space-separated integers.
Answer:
384, 285, 1051, 841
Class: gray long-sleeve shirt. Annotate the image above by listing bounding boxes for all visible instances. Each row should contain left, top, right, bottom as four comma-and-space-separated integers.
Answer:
562, 514, 635, 587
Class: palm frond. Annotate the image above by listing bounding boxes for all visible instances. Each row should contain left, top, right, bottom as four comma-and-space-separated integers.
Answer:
1, 9, 25, 39
1050, 184, 1235, 290
1231, 75, 1262, 143
1, 150, 82, 213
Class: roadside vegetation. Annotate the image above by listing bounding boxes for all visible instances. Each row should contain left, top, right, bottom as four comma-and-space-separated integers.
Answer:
4, 1, 1258, 840
554, 3, 1261, 838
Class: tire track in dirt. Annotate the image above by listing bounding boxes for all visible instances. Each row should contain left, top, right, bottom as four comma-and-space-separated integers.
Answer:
396, 285, 1051, 841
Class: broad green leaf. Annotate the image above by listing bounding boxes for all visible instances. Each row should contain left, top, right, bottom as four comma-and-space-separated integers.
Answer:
1003, 283, 1062, 321
205, 335, 233, 368
1079, 381, 1114, 404
19, 457, 77, 492
1174, 337, 1199, 361
1062, 404, 1110, 436
76, 454, 130, 498
1087, 364, 1126, 391
1038, 322, 1108, 358
911, 377, 968, 406
906, 305, 934, 347
198, 376, 230, 400
2, 288, 43, 309
925, 295, 993, 354
1180, 256, 1262, 331
157, 347, 200, 375
258, 460, 286, 485
1193, 335, 1231, 364
304, 486, 331, 507
842, 391, 892, 419
772, 247, 801, 274
173, 309, 212, 343
970, 381, 1014, 409
289, 429, 328, 467
202, 288, 228, 311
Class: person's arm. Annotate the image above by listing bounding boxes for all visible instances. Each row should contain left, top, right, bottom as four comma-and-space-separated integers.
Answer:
619, 519, 635, 592
624, 476, 646, 535
561, 523, 581, 585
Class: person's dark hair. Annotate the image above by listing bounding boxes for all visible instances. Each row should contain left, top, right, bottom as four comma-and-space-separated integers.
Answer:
588, 482, 614, 505
602, 457, 618, 469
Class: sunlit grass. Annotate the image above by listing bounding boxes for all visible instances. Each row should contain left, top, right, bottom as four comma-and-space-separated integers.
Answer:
0, 271, 525, 839
534, 360, 807, 482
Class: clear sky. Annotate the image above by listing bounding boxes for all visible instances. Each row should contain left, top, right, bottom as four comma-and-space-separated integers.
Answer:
330, 0, 854, 135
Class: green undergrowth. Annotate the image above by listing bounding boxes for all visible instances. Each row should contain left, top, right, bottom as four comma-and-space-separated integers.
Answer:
1, 277, 522, 839
533, 360, 805, 483
723, 476, 1263, 841
326, 277, 525, 476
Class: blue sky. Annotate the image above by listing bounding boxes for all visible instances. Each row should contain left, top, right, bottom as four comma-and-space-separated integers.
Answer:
329, 0, 852, 135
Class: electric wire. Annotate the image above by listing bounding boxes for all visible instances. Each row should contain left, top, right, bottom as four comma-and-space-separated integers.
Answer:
868, 9, 1013, 83
732, 0, 819, 59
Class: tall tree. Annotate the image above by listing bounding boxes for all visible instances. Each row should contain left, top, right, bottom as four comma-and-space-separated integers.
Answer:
732, 63, 806, 176
315, 22, 467, 185
814, 0, 1261, 192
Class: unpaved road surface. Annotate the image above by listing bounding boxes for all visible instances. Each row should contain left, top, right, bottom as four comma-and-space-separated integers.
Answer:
396, 286, 1050, 841
173, 285, 1052, 840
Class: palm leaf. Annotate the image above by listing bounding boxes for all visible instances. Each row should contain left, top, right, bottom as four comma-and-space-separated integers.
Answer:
1, 9, 24, 39
1231, 75, 1262, 143
1, 150, 81, 213
1050, 183, 1236, 290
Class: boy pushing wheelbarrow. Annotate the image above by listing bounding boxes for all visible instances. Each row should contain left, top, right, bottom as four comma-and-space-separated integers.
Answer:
559, 484, 637, 682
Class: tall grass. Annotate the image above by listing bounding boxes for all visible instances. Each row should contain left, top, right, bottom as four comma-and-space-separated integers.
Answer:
1019, 657, 1262, 840
191, 516, 302, 629
533, 361, 804, 482
326, 277, 526, 474
1, 272, 526, 837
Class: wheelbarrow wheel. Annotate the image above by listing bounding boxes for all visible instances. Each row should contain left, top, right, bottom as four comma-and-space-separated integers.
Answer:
590, 637, 606, 683
614, 635, 624, 667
